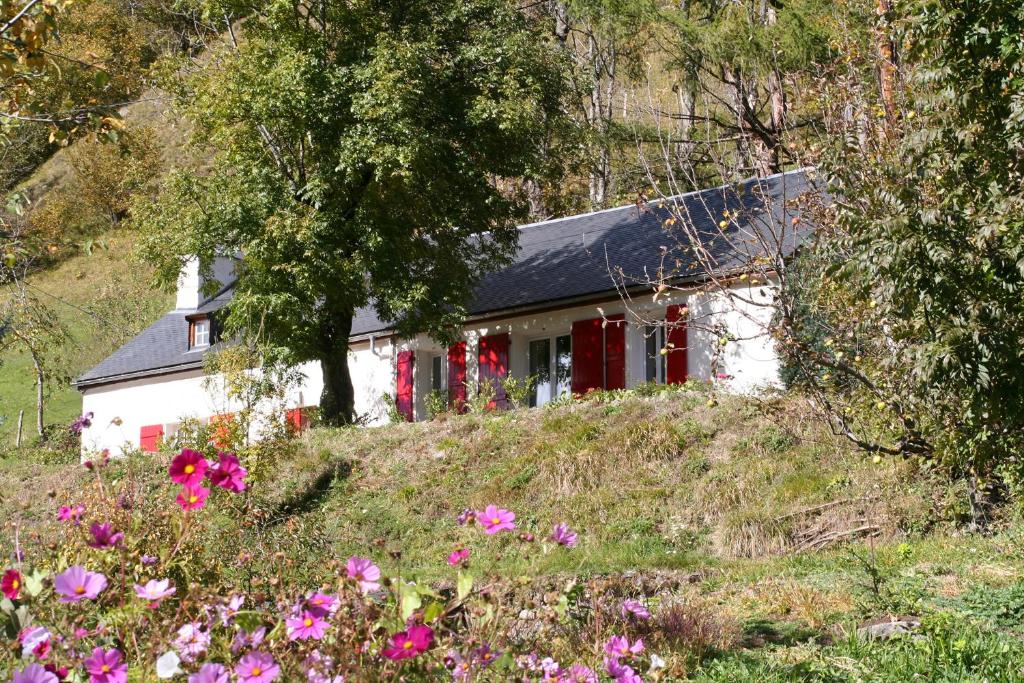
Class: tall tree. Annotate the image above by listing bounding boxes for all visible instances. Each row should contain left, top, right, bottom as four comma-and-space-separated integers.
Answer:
794, 0, 1024, 524
138, 0, 572, 424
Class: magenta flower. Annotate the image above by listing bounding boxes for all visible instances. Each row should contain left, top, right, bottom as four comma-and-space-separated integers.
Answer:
168, 449, 208, 487
604, 635, 644, 658
54, 566, 106, 602
235, 652, 279, 683
84, 647, 127, 683
473, 643, 500, 667
2, 568, 21, 599
286, 609, 329, 641
382, 624, 433, 660
305, 591, 338, 617
19, 626, 50, 659
456, 508, 475, 525
133, 578, 175, 607
551, 523, 578, 547
173, 622, 210, 662
176, 485, 209, 511
87, 523, 124, 549
346, 556, 381, 594
447, 548, 470, 567
188, 663, 228, 683
11, 664, 58, 683
70, 412, 93, 435
621, 599, 650, 620
208, 452, 247, 492
477, 505, 515, 534
57, 505, 85, 524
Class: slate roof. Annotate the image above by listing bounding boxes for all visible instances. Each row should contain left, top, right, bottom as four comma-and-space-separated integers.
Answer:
75, 168, 814, 388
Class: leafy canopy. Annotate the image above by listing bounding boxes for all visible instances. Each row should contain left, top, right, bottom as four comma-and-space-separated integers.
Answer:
139, 0, 571, 365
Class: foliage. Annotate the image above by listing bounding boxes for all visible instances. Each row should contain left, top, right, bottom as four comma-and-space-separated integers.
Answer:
423, 389, 448, 421
137, 0, 574, 424
501, 373, 536, 409
792, 0, 1024, 520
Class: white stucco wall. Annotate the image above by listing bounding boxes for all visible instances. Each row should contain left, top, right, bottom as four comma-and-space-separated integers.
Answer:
80, 278, 781, 456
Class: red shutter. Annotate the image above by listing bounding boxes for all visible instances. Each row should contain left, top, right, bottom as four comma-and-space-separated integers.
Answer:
478, 333, 509, 410
286, 407, 307, 432
571, 318, 604, 395
666, 304, 689, 384
396, 350, 415, 421
447, 342, 468, 413
140, 424, 163, 453
604, 314, 626, 390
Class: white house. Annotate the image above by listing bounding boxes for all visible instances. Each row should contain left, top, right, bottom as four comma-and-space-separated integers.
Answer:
74, 170, 810, 456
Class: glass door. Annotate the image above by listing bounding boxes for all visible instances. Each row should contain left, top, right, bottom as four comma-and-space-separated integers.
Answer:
528, 338, 551, 407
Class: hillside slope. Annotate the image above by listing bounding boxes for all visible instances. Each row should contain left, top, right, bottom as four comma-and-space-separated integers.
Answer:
4, 390, 1024, 680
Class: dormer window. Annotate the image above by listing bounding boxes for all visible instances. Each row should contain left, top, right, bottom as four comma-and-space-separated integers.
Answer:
191, 318, 211, 348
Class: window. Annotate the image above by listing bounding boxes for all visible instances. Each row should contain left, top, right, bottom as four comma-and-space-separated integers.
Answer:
430, 355, 447, 392
192, 319, 210, 348
528, 334, 572, 407
645, 325, 667, 383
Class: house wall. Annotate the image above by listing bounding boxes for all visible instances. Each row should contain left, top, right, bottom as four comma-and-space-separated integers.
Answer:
80, 279, 780, 456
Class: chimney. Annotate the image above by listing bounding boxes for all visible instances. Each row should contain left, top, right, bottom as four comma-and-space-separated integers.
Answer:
175, 256, 238, 310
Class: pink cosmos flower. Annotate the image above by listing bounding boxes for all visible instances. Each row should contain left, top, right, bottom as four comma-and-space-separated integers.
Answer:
176, 485, 209, 511
208, 452, 247, 492
561, 664, 599, 683
456, 508, 475, 525
19, 626, 50, 659
54, 566, 107, 602
235, 652, 279, 683
477, 505, 515, 534
169, 449, 208, 486
551, 523, 578, 547
346, 556, 381, 594
57, 505, 85, 524
382, 624, 433, 660
620, 599, 650, 620
447, 548, 470, 567
87, 523, 124, 549
218, 594, 245, 625
604, 635, 644, 659
287, 609, 329, 641
133, 579, 175, 607
188, 663, 228, 683
305, 592, 338, 617
84, 647, 127, 683
473, 643, 500, 667
2, 568, 22, 599
173, 622, 210, 662
231, 626, 266, 655
10, 663, 58, 683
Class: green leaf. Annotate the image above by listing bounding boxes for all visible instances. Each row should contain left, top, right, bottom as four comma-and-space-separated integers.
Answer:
457, 571, 473, 601
25, 570, 46, 597
421, 600, 443, 623
399, 582, 422, 621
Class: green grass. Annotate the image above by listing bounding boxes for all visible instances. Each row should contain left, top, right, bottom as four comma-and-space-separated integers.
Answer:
0, 232, 172, 448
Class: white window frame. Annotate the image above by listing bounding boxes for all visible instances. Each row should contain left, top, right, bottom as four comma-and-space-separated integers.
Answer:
193, 319, 211, 348
527, 333, 572, 407
430, 354, 447, 393
645, 324, 667, 384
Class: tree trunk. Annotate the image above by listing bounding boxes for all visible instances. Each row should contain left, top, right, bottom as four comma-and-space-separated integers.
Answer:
30, 348, 44, 440
318, 308, 356, 426
876, 0, 898, 120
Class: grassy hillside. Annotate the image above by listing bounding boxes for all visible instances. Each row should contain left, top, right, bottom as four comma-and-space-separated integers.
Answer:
0, 232, 172, 447
5, 389, 1024, 679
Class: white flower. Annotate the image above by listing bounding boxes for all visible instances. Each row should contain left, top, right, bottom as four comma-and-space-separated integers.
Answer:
648, 654, 666, 671
156, 651, 182, 679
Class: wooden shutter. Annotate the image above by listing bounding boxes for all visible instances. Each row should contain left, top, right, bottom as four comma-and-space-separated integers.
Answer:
604, 314, 626, 390
447, 341, 468, 413
571, 318, 604, 394
665, 304, 689, 384
477, 333, 509, 410
395, 350, 415, 421
285, 407, 307, 432
140, 424, 164, 453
